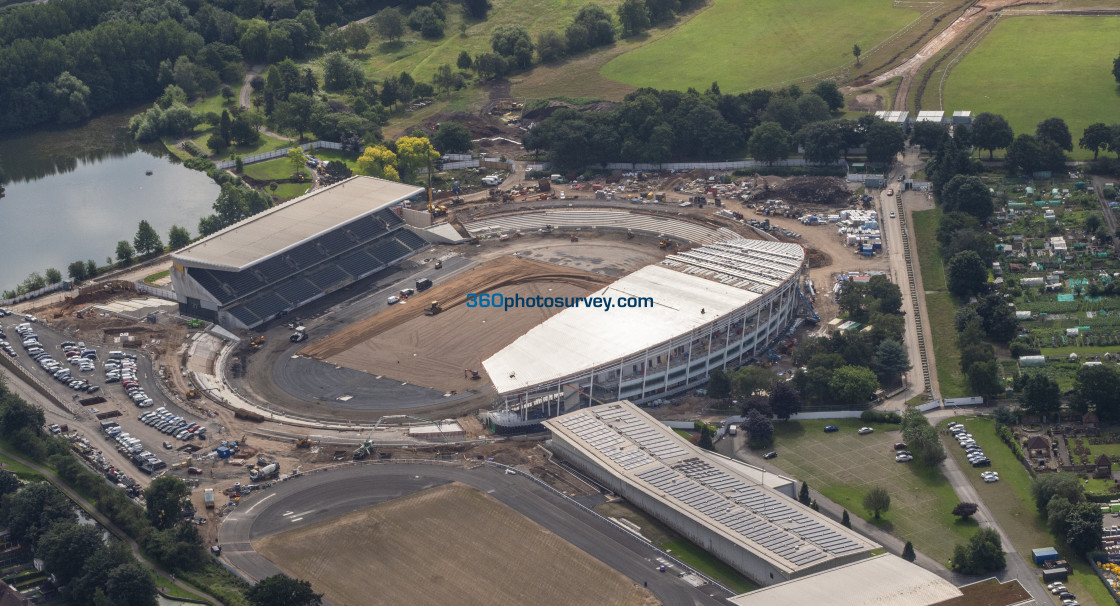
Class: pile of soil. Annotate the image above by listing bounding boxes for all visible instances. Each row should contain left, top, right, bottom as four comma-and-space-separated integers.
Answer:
769, 176, 851, 205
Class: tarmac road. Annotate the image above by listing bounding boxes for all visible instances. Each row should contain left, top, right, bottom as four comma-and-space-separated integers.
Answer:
220, 463, 731, 606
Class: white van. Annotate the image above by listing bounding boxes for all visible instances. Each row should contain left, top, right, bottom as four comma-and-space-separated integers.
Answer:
481, 175, 503, 186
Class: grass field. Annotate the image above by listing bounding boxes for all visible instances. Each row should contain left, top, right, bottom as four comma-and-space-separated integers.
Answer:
256, 483, 652, 606
143, 270, 170, 285
768, 418, 977, 564
269, 182, 313, 199
242, 157, 309, 181
600, 0, 918, 92
911, 208, 945, 291
941, 416, 1114, 606
190, 89, 237, 118
912, 207, 968, 398
942, 17, 1120, 161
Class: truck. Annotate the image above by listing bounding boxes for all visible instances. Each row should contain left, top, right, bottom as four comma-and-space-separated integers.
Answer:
416, 277, 433, 291
290, 326, 307, 342
204, 488, 215, 509
727, 424, 738, 436
249, 462, 279, 481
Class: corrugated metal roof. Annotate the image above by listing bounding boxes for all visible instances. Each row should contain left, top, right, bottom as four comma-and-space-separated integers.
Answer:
484, 240, 803, 394
173, 176, 422, 270
727, 554, 962, 605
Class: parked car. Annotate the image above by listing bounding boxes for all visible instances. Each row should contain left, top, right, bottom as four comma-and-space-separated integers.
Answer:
895, 454, 913, 463
823, 425, 839, 433
763, 451, 777, 459
387, 295, 400, 305
858, 427, 874, 435
893, 442, 907, 450
187, 467, 203, 475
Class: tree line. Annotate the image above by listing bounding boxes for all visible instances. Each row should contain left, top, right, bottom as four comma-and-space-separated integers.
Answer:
522, 83, 905, 169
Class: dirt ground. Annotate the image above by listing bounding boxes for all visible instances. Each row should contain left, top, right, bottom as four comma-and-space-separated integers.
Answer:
254, 482, 655, 606
300, 256, 613, 392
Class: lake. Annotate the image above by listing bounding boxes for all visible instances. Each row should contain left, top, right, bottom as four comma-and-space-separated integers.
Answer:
0, 108, 220, 294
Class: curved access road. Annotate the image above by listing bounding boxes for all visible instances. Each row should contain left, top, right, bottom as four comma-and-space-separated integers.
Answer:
219, 462, 730, 606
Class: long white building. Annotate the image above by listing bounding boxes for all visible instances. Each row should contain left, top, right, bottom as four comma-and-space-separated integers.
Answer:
482, 239, 805, 429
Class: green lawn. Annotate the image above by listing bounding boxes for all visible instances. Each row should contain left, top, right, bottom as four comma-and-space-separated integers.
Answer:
941, 416, 1114, 606
190, 90, 237, 119
1040, 345, 1120, 357
0, 453, 43, 481
308, 148, 359, 169
662, 540, 757, 593
269, 182, 313, 199
927, 292, 966, 398
600, 0, 919, 92
143, 270, 170, 285
242, 157, 310, 181
768, 418, 977, 564
943, 17, 1120, 161
911, 208, 945, 292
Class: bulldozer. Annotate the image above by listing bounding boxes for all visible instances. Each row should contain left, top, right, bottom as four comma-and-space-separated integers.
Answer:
295, 437, 313, 448
424, 301, 443, 316
434, 259, 443, 269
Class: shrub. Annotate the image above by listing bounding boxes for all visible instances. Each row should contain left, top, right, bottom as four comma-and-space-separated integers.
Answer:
860, 410, 901, 424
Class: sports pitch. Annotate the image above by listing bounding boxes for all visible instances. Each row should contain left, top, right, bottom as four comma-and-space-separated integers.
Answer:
255, 483, 655, 606
600, 0, 919, 92
942, 16, 1120, 160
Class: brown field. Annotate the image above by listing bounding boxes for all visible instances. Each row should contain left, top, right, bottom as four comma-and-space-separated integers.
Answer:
254, 483, 655, 606
301, 256, 613, 392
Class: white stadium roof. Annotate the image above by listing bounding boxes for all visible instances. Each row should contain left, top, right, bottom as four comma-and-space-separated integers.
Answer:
727, 554, 962, 606
484, 239, 803, 394
173, 176, 422, 270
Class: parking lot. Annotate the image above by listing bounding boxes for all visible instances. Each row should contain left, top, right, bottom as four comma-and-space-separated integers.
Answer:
0, 311, 214, 488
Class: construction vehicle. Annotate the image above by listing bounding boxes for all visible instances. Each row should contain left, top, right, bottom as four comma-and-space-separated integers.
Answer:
627, 230, 635, 239
249, 462, 279, 481
354, 441, 374, 459
290, 326, 307, 343
659, 239, 673, 249
538, 178, 551, 192
464, 369, 481, 380
424, 301, 443, 316
295, 437, 312, 448
570, 234, 579, 242
249, 335, 265, 350
434, 260, 443, 269
204, 488, 215, 509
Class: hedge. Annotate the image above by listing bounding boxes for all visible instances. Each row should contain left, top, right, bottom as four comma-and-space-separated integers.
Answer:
860, 410, 901, 424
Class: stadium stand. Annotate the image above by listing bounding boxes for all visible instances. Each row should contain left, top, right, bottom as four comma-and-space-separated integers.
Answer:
307, 265, 348, 290
273, 277, 321, 306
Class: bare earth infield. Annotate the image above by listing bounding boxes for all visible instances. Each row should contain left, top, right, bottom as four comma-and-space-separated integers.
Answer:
253, 483, 656, 606
301, 256, 614, 393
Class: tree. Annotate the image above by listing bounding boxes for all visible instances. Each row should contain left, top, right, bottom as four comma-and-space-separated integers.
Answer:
798, 121, 843, 165
952, 502, 979, 521
106, 562, 157, 606
168, 225, 191, 250
407, 7, 444, 39
1030, 473, 1083, 514
796, 94, 831, 125
464, 0, 491, 19
373, 9, 404, 43
940, 174, 993, 221
1080, 123, 1113, 159
357, 145, 399, 180
1006, 133, 1042, 175
145, 476, 190, 530
116, 240, 135, 266
617, 0, 651, 37
872, 339, 910, 383
865, 119, 906, 164
1022, 373, 1061, 419
731, 366, 776, 401
247, 574, 323, 606
1036, 117, 1072, 151
910, 121, 948, 153
827, 365, 879, 408
536, 30, 567, 63
863, 486, 890, 519
852, 44, 861, 65
799, 482, 811, 506
429, 122, 472, 155
490, 25, 534, 69
951, 528, 1004, 574
67, 260, 88, 282
946, 250, 987, 298
3, 482, 74, 545
50, 71, 92, 125
971, 112, 1014, 159
38, 523, 104, 585
707, 369, 731, 400
457, 50, 473, 70
432, 64, 463, 96
1075, 364, 1120, 421
748, 121, 792, 164
44, 268, 62, 284
841, 510, 851, 528
1066, 502, 1104, 554
323, 53, 362, 92
344, 22, 371, 51
86, 259, 98, 278
768, 381, 802, 421
133, 220, 163, 256
901, 541, 915, 562
1047, 496, 1073, 538
697, 424, 714, 451
810, 80, 844, 112
287, 147, 306, 179
219, 110, 232, 145
742, 409, 773, 445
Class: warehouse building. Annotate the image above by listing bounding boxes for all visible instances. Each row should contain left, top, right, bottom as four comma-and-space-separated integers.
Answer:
543, 401, 877, 585
170, 176, 429, 329
483, 240, 805, 429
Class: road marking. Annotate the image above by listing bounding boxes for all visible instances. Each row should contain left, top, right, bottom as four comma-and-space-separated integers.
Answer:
290, 517, 303, 523
244, 493, 275, 513
284, 509, 314, 519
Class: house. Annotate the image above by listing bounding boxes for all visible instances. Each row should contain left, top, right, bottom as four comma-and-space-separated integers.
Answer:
1096, 454, 1112, 477
1026, 436, 1050, 458
0, 581, 31, 606
1084, 411, 1099, 428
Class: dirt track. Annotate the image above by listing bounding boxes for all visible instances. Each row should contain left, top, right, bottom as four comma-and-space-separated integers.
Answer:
255, 483, 655, 606
301, 256, 613, 392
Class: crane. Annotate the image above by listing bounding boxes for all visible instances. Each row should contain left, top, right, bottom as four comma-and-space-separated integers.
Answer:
354, 414, 450, 459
